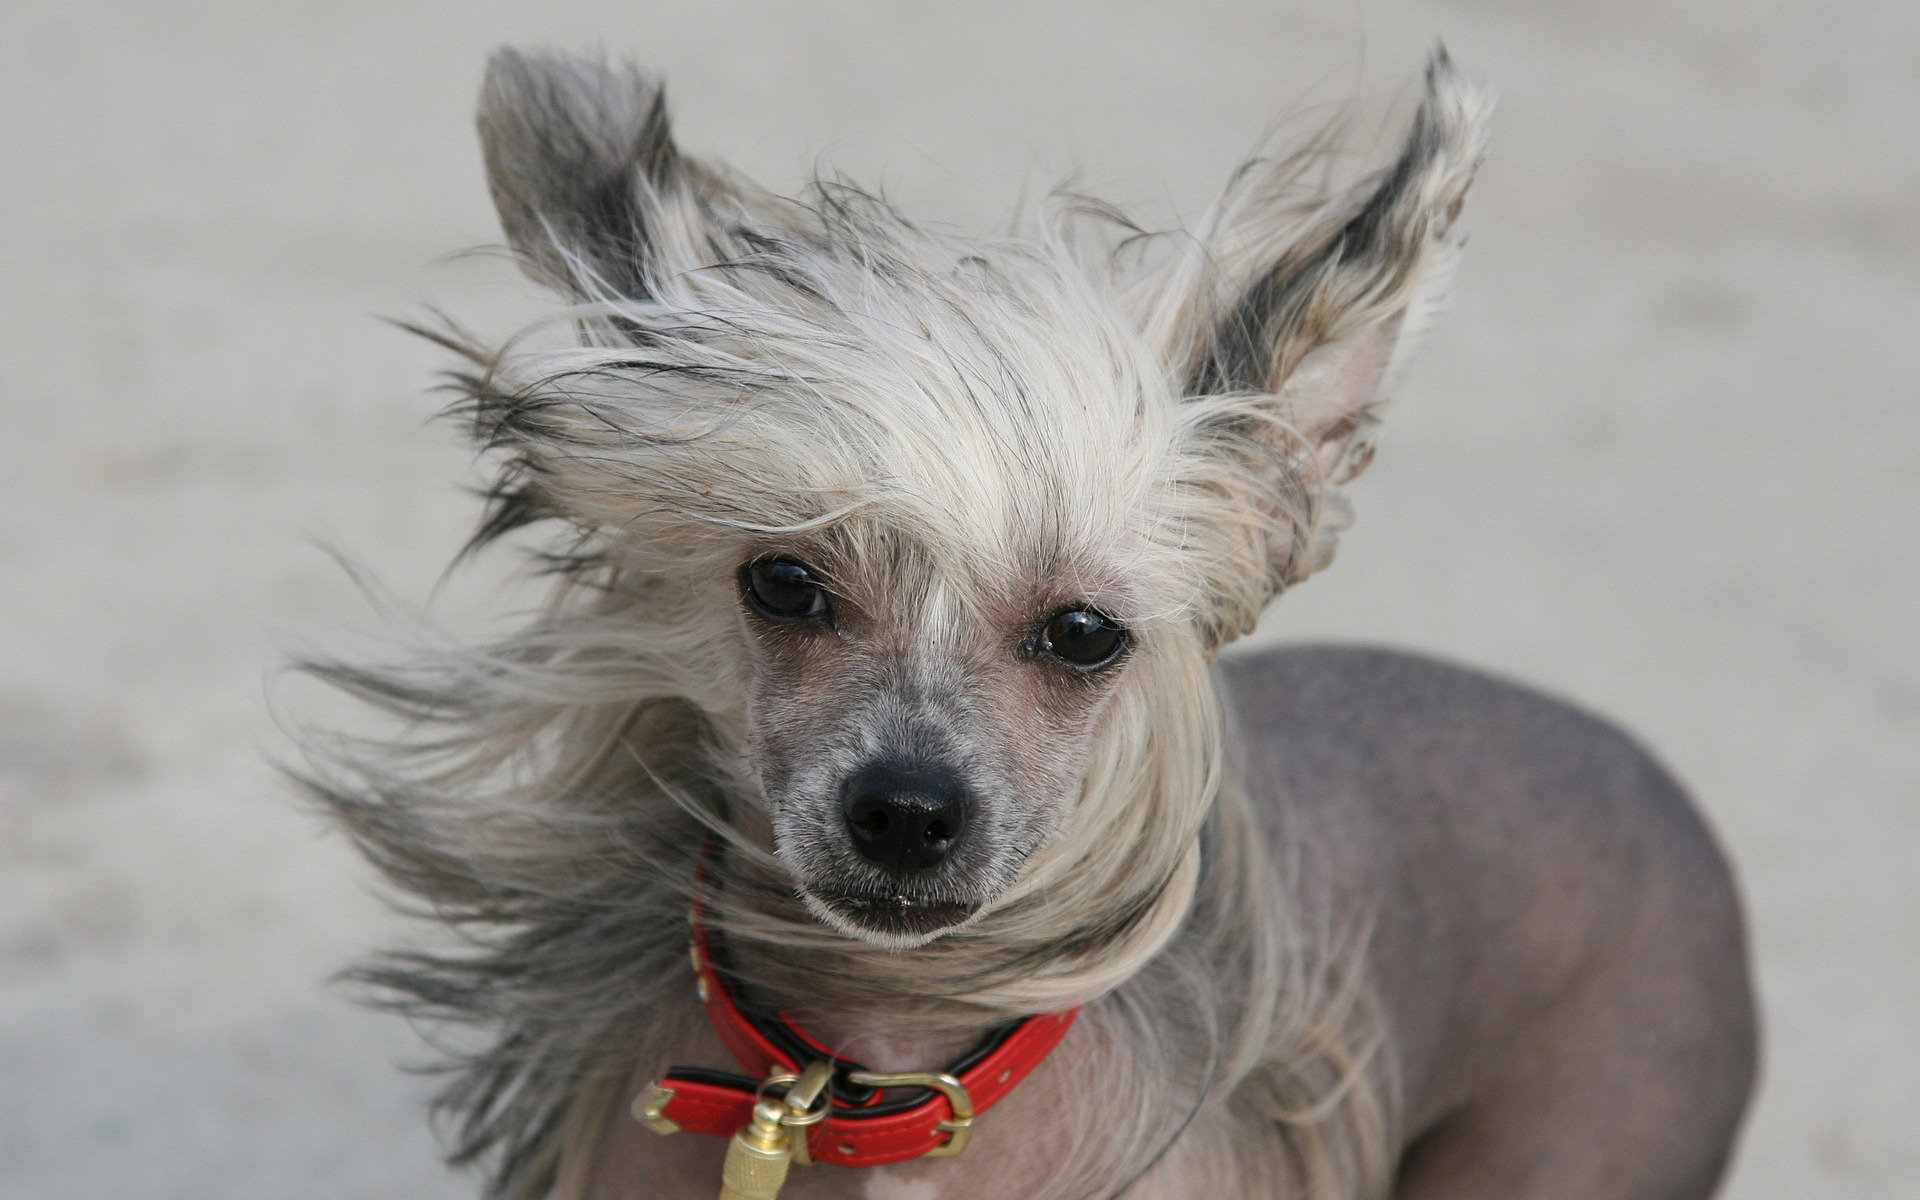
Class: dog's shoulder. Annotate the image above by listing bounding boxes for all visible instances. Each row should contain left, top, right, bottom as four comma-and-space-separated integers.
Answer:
1218, 643, 1752, 1132
1213, 648, 1758, 1159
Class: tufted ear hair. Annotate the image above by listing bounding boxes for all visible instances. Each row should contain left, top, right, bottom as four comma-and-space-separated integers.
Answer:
476, 47, 743, 300
1168, 48, 1490, 594
1186, 52, 1487, 510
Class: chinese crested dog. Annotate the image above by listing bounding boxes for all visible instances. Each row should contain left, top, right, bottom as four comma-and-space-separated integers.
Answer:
301, 46, 1756, 1200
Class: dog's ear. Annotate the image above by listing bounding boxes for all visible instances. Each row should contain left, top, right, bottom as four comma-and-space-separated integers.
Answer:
477, 48, 733, 299
1182, 50, 1490, 548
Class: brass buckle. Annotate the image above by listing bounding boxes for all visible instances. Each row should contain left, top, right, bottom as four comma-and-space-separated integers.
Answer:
843, 1070, 976, 1158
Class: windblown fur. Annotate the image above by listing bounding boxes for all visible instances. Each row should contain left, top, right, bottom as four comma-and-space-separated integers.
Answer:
298, 46, 1489, 1200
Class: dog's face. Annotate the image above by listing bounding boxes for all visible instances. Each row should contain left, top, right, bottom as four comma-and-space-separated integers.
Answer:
733, 541, 1140, 943
468, 50, 1486, 946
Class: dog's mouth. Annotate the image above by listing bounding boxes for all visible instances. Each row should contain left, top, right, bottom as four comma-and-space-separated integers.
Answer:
808, 889, 980, 942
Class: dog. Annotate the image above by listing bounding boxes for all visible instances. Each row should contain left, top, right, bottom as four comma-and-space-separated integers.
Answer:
301, 45, 1758, 1200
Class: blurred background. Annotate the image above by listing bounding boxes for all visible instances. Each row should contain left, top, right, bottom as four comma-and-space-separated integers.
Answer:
2, 2, 1915, 1197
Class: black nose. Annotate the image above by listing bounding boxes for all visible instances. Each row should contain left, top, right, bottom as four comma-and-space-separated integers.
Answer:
841, 761, 970, 873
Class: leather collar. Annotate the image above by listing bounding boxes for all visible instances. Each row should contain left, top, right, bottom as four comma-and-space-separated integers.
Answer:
637, 894, 1079, 1168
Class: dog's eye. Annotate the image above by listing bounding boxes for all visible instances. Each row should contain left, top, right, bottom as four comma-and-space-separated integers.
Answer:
1037, 608, 1128, 668
742, 558, 830, 622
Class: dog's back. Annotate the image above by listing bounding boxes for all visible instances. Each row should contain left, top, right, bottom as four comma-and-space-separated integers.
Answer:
1224, 644, 1758, 1198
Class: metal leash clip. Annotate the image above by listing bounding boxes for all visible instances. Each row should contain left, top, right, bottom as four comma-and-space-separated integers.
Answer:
716, 1060, 834, 1200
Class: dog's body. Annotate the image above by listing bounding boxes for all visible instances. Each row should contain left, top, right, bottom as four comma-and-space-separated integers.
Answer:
305, 47, 1756, 1200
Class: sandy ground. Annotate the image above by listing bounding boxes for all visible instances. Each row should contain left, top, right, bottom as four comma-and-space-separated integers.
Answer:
2, 2, 1915, 1197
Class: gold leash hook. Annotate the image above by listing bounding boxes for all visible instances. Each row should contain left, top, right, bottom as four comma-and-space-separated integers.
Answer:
717, 1061, 834, 1200
717, 1098, 792, 1200
775, 1060, 834, 1166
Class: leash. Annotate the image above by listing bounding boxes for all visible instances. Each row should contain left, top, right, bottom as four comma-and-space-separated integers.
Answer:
632, 878, 1079, 1199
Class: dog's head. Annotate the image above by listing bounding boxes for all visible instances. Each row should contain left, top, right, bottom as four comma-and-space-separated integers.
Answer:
461, 49, 1487, 947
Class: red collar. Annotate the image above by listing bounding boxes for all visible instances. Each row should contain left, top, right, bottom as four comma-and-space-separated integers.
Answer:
633, 898, 1079, 1168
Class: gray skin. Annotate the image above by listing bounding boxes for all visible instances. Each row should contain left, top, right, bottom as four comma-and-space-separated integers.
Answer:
1221, 644, 1758, 1199
592, 643, 1757, 1199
